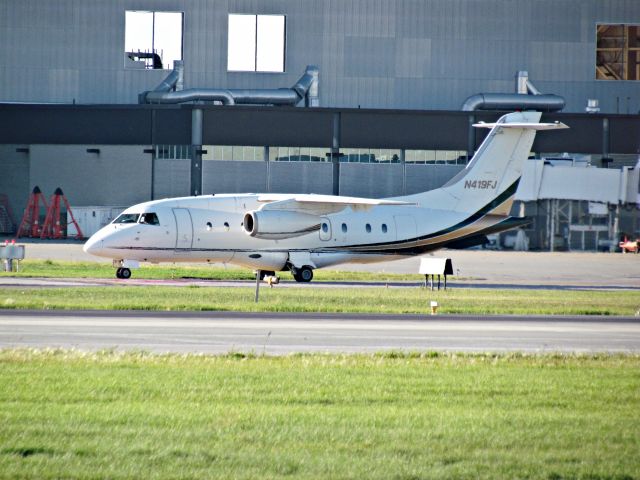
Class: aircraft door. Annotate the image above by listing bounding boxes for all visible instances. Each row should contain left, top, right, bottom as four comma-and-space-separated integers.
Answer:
173, 208, 193, 249
319, 218, 331, 241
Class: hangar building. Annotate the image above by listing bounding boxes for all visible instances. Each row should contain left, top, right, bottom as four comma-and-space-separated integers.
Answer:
1, 0, 639, 250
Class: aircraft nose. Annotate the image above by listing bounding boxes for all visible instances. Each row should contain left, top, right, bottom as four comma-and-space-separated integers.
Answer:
83, 237, 104, 255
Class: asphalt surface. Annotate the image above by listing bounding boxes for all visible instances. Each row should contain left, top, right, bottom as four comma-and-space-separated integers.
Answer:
1, 310, 638, 354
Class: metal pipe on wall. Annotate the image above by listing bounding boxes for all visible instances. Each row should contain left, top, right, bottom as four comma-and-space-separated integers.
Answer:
461, 93, 565, 112
141, 65, 319, 107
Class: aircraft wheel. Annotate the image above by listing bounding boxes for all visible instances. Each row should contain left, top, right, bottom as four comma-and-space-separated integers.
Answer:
115, 268, 123, 279
120, 268, 131, 279
293, 266, 313, 283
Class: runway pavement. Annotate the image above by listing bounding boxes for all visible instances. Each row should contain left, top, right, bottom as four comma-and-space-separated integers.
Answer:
1, 310, 638, 355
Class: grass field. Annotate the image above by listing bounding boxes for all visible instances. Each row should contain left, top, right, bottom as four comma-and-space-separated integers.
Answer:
0, 350, 638, 480
1, 285, 639, 315
0, 259, 425, 282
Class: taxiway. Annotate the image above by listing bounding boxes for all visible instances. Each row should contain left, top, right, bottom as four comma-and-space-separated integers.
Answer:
1, 310, 638, 354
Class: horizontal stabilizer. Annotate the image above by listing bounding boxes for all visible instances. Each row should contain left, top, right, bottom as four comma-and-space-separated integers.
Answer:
473, 121, 569, 130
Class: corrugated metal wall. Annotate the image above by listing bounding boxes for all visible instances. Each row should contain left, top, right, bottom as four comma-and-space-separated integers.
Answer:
1, 0, 638, 113
0, 145, 29, 228
1, 146, 463, 216
28, 145, 152, 206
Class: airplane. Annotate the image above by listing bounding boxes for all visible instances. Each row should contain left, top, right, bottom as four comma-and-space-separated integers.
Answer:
83, 111, 568, 281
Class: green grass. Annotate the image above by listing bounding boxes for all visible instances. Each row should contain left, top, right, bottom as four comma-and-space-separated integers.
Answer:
0, 259, 427, 282
0, 350, 638, 479
1, 285, 639, 315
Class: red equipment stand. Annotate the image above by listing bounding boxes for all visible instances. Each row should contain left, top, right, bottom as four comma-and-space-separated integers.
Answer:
16, 186, 49, 238
40, 187, 84, 240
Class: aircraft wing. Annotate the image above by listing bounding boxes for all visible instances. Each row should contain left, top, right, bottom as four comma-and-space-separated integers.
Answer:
257, 194, 415, 215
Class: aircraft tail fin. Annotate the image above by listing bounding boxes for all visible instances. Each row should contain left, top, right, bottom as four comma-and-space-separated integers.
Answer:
440, 111, 568, 215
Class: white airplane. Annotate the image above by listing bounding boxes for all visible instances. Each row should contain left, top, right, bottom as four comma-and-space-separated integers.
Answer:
83, 111, 567, 281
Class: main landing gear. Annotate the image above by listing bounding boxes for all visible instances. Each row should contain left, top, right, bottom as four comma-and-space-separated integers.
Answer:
292, 265, 313, 283
115, 267, 131, 279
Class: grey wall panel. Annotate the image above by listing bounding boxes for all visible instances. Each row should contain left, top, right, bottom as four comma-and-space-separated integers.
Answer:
609, 117, 640, 154
341, 111, 470, 149
268, 162, 333, 194
203, 108, 334, 147
405, 165, 464, 195
339, 164, 403, 198
2, 106, 639, 155
152, 108, 192, 145
202, 160, 267, 194
153, 158, 191, 200
29, 145, 152, 206
0, 105, 152, 145
534, 115, 604, 154
0, 145, 30, 226
154, 159, 190, 200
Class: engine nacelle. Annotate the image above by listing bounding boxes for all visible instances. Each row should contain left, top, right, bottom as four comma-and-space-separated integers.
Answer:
243, 210, 320, 239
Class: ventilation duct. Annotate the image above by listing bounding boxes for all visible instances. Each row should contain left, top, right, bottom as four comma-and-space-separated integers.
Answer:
461, 93, 565, 112
140, 64, 319, 107
461, 71, 565, 112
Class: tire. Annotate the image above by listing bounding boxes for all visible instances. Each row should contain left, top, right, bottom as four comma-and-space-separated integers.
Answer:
120, 268, 132, 279
115, 268, 123, 279
293, 266, 313, 283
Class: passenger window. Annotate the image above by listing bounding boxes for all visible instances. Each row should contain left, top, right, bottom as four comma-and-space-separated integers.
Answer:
365, 223, 371, 233
322, 223, 328, 233
113, 213, 140, 224
224, 222, 230, 231
206, 222, 213, 231
139, 212, 160, 225
341, 223, 347, 233
382, 224, 388, 233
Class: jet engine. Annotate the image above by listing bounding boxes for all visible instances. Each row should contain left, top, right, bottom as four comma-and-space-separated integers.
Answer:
242, 210, 320, 239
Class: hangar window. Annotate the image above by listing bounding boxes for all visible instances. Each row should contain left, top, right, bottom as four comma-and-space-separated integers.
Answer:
155, 145, 190, 159
269, 147, 331, 162
202, 146, 264, 161
340, 149, 401, 163
405, 150, 468, 164
596, 24, 640, 81
228, 14, 286, 72
125, 11, 183, 70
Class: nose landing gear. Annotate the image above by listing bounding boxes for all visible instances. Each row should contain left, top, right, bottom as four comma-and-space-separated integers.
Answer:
115, 267, 131, 279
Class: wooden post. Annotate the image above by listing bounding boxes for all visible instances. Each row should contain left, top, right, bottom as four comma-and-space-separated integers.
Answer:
255, 270, 261, 303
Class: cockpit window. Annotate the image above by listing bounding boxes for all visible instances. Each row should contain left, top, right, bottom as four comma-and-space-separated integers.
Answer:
113, 213, 140, 224
139, 212, 160, 225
